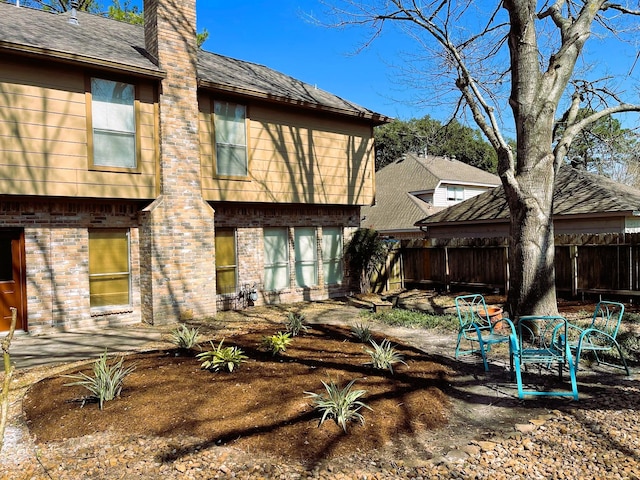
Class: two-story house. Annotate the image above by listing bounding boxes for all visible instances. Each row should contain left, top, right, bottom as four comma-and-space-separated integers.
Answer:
0, 0, 389, 333
360, 153, 499, 238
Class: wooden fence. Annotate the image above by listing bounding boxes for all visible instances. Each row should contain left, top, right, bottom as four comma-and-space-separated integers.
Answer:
384, 233, 640, 298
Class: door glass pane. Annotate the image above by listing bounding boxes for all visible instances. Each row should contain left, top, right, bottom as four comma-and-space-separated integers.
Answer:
0, 238, 12, 281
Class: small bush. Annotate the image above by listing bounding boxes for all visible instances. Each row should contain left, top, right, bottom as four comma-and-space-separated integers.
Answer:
351, 322, 373, 343
305, 379, 372, 432
365, 338, 407, 374
285, 311, 308, 337
196, 339, 247, 372
169, 324, 200, 349
64, 350, 136, 410
261, 331, 292, 356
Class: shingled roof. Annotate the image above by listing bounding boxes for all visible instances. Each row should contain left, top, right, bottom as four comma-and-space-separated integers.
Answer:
361, 153, 499, 233
0, 3, 388, 124
416, 166, 640, 227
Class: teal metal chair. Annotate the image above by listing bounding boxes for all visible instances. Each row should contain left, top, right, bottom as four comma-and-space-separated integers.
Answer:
563, 301, 629, 376
454, 294, 514, 372
514, 315, 579, 400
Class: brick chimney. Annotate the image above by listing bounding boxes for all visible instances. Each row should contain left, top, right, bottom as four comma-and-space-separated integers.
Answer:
140, 0, 217, 324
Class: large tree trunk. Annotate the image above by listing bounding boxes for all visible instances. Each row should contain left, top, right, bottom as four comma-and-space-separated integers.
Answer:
504, 157, 559, 318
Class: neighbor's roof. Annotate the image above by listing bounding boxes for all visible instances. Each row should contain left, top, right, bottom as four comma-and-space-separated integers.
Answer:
0, 3, 389, 124
361, 153, 500, 232
416, 166, 640, 226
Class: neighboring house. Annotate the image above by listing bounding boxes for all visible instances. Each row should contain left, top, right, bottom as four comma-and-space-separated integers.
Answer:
0, 0, 389, 333
360, 153, 499, 238
416, 166, 640, 238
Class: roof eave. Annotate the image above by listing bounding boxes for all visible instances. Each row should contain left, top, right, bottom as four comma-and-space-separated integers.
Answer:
0, 42, 166, 79
198, 79, 392, 125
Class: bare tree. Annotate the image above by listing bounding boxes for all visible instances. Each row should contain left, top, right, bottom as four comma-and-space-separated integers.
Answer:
320, 0, 640, 317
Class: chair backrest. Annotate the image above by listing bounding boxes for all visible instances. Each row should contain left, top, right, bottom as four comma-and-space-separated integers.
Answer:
589, 301, 625, 339
455, 294, 492, 331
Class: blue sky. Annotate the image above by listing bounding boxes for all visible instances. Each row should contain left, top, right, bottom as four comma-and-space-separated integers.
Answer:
196, 1, 423, 121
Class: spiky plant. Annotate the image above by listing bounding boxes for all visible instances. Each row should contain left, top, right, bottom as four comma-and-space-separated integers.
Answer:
305, 379, 372, 432
196, 339, 247, 373
285, 311, 308, 336
64, 350, 136, 410
169, 324, 200, 350
365, 339, 407, 374
351, 322, 372, 343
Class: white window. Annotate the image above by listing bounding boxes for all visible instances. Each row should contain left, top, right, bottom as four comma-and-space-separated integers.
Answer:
447, 186, 464, 202
91, 78, 136, 169
263, 228, 289, 290
322, 227, 343, 285
214, 101, 248, 177
295, 227, 317, 288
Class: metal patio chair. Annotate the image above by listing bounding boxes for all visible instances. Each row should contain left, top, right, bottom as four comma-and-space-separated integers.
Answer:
561, 301, 629, 376
454, 294, 514, 372
514, 315, 579, 400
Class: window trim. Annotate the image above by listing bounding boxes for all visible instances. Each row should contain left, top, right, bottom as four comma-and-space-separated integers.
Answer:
88, 229, 131, 309
86, 75, 142, 174
212, 99, 250, 179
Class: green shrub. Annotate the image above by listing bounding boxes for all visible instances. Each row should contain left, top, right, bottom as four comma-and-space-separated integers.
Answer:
261, 331, 292, 356
365, 338, 407, 374
305, 379, 372, 432
169, 324, 200, 349
196, 339, 247, 372
351, 322, 372, 343
285, 311, 308, 337
64, 350, 136, 410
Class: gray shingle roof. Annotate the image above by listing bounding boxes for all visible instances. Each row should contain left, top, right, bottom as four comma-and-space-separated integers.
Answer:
417, 166, 640, 226
0, 3, 388, 123
361, 153, 499, 232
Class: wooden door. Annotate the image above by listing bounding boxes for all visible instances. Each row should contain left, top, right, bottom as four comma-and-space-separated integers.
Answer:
0, 230, 26, 332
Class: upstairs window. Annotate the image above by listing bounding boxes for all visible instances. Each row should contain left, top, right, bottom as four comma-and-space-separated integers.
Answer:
90, 78, 137, 170
446, 185, 464, 202
89, 230, 130, 308
214, 101, 248, 177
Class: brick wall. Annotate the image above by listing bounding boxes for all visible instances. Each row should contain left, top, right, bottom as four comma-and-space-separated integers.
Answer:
214, 203, 360, 307
0, 199, 142, 334
141, 0, 216, 324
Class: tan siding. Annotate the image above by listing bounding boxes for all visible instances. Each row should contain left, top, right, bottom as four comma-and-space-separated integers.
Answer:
201, 100, 375, 205
0, 58, 157, 199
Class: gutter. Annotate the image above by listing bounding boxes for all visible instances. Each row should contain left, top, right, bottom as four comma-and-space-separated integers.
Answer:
198, 79, 391, 125
0, 42, 166, 80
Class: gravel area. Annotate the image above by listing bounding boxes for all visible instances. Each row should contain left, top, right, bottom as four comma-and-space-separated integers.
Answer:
2, 298, 639, 479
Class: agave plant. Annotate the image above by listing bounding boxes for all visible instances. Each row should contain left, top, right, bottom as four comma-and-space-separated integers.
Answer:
285, 311, 308, 337
64, 350, 136, 410
351, 322, 372, 343
365, 339, 407, 374
169, 324, 200, 350
305, 379, 372, 432
196, 339, 247, 373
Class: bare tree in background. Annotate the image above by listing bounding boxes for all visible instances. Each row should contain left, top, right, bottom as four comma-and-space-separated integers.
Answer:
320, 0, 640, 318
